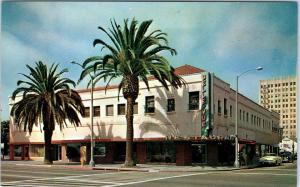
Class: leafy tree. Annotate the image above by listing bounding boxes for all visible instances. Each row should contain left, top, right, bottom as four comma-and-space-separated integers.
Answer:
1, 120, 10, 155
79, 19, 185, 167
11, 61, 84, 164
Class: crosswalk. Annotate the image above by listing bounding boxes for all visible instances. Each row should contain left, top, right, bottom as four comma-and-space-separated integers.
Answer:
1, 167, 128, 187
2, 176, 123, 186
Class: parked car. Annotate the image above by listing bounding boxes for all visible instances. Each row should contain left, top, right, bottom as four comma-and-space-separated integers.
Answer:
259, 153, 282, 166
280, 151, 292, 163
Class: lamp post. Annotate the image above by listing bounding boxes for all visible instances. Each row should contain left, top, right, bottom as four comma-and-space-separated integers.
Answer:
291, 135, 295, 163
234, 67, 263, 168
89, 77, 95, 167
71, 62, 95, 167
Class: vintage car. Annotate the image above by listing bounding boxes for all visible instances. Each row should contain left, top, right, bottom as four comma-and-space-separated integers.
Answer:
280, 151, 292, 163
259, 153, 282, 166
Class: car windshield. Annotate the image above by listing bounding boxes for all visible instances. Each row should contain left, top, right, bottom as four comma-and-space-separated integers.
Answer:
265, 153, 276, 156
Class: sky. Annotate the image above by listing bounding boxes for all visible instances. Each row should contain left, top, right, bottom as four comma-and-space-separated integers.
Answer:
1, 2, 297, 120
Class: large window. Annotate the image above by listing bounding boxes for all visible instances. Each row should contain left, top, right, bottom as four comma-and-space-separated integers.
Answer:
94, 143, 106, 156
145, 96, 155, 113
167, 98, 175, 112
83, 107, 90, 118
146, 142, 176, 163
93, 106, 100, 117
118, 104, 126, 115
230, 105, 232, 117
189, 91, 199, 110
106, 105, 114, 116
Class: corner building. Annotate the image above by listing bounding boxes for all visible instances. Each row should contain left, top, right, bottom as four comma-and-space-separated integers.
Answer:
9, 65, 280, 166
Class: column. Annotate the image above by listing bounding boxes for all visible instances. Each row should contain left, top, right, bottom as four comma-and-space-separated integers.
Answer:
21, 145, 25, 160
105, 142, 115, 163
9, 144, 14, 160
137, 143, 147, 164
61, 143, 68, 161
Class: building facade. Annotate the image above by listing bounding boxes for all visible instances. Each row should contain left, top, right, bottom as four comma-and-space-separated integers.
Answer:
9, 65, 281, 165
259, 77, 297, 140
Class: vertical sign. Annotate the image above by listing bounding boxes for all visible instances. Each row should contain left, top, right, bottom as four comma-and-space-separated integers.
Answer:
201, 72, 211, 136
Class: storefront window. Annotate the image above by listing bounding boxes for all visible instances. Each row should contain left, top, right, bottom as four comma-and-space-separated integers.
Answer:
146, 142, 175, 163
191, 144, 207, 163
94, 143, 106, 156
30, 144, 44, 157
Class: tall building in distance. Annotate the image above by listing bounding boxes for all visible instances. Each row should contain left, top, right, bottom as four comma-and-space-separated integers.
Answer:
259, 77, 297, 139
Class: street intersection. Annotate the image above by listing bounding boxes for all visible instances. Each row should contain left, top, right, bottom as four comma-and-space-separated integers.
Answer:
1, 161, 297, 187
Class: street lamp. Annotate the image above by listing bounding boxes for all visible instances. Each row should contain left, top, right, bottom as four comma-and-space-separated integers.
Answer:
234, 66, 263, 168
71, 62, 95, 167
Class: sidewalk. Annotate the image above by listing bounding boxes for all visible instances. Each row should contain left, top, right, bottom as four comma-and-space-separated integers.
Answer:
2, 159, 259, 172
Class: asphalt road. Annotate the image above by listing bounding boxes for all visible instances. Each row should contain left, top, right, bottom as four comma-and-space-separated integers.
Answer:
1, 162, 297, 187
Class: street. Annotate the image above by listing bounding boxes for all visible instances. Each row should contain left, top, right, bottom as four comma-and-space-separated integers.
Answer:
1, 162, 296, 187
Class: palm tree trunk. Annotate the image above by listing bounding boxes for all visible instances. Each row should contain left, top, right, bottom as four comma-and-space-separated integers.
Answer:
44, 129, 53, 164
124, 96, 135, 167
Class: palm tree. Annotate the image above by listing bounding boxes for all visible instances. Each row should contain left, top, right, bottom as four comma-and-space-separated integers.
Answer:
11, 61, 84, 164
79, 19, 185, 167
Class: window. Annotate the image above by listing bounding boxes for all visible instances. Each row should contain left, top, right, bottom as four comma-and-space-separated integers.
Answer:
94, 142, 106, 156
83, 107, 90, 118
246, 112, 249, 122
218, 100, 221, 114
243, 111, 245, 121
239, 110, 242, 120
230, 105, 232, 117
134, 103, 138, 114
167, 98, 175, 112
93, 106, 100, 117
213, 104, 215, 114
145, 96, 155, 113
118, 104, 126, 115
224, 98, 227, 116
106, 105, 114, 116
189, 92, 199, 110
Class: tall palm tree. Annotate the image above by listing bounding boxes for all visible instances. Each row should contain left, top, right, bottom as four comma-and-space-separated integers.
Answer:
11, 61, 84, 164
79, 19, 185, 167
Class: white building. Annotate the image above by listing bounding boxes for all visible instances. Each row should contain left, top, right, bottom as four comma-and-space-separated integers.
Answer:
9, 65, 280, 165
259, 77, 297, 139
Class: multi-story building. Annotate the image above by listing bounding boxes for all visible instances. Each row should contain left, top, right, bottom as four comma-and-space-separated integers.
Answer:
259, 77, 297, 139
9, 65, 280, 166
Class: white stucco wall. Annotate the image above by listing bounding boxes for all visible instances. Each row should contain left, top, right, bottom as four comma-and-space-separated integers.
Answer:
9, 72, 280, 145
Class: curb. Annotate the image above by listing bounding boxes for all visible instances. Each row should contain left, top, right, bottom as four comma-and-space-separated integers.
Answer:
92, 167, 152, 172
6, 162, 262, 173
91, 167, 247, 172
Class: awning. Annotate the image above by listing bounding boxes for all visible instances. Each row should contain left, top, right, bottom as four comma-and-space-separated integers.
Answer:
239, 139, 256, 145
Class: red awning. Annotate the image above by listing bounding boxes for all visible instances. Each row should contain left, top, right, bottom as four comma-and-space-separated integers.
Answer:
239, 139, 256, 145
